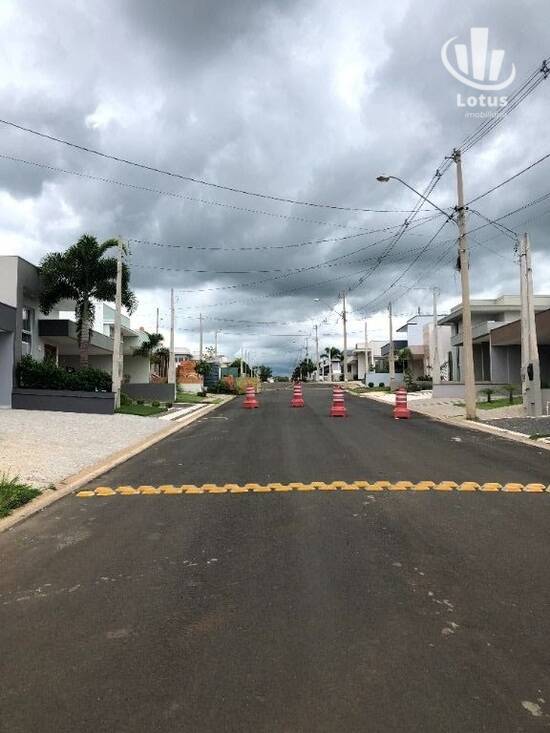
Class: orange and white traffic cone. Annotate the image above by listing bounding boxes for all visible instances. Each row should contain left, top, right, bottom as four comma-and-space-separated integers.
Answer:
243, 385, 259, 409
393, 386, 411, 419
329, 386, 347, 417
290, 382, 305, 407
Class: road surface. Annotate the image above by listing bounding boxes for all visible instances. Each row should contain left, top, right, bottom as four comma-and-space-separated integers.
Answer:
2, 385, 550, 732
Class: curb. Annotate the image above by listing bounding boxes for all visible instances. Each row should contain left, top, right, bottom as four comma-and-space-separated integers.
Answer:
0, 395, 234, 534
353, 391, 550, 451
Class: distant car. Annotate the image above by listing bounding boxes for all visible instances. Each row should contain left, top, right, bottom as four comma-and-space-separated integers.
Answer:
267, 377, 275, 383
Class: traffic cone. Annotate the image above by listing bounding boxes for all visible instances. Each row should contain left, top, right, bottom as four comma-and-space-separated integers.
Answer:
393, 386, 411, 419
290, 382, 305, 407
329, 386, 347, 417
243, 385, 259, 409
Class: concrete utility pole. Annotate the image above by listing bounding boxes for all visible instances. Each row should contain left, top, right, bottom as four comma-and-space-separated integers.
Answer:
168, 288, 176, 387
214, 330, 219, 359
155, 307, 159, 334
240, 347, 243, 377
519, 233, 543, 416
388, 302, 395, 386
314, 324, 320, 381
453, 149, 476, 419
364, 319, 369, 383
342, 291, 348, 382
111, 238, 123, 409
199, 313, 203, 359
432, 287, 441, 385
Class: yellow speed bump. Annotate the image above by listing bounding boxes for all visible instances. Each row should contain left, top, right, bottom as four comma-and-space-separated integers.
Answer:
434, 481, 456, 491
138, 486, 161, 495
297, 483, 317, 491
270, 483, 293, 491
182, 485, 203, 494
370, 481, 391, 491
524, 483, 546, 492
480, 483, 502, 492
391, 480, 414, 491
203, 484, 227, 493
160, 485, 182, 494
502, 483, 522, 492
95, 487, 116, 496
458, 482, 479, 492
226, 484, 247, 493
116, 485, 138, 495
352, 481, 370, 489
76, 490, 95, 497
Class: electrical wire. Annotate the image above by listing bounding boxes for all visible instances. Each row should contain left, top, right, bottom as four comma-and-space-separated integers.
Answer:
0, 119, 434, 213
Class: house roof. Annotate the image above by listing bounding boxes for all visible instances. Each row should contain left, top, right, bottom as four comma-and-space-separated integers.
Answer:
490, 308, 550, 346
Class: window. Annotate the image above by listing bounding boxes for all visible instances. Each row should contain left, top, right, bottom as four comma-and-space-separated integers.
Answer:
21, 307, 33, 355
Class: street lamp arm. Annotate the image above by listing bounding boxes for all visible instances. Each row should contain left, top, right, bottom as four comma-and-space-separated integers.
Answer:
376, 175, 454, 222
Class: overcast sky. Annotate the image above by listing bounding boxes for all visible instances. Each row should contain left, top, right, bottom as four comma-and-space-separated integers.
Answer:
1, 0, 549, 373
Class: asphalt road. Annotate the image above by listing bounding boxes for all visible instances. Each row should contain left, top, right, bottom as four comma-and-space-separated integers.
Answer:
2, 384, 550, 732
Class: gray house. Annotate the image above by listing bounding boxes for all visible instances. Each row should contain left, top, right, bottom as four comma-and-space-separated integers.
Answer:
436, 295, 550, 396
0, 255, 150, 408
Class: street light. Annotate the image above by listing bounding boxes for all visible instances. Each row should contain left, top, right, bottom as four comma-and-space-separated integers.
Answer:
376, 175, 453, 221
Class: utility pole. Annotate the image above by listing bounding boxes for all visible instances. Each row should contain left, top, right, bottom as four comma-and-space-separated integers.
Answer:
432, 287, 441, 385
155, 307, 159, 334
240, 346, 243, 377
342, 291, 348, 382
519, 233, 542, 416
364, 319, 369, 384
314, 324, 319, 382
199, 313, 203, 359
214, 330, 218, 359
168, 288, 175, 389
111, 238, 123, 409
453, 149, 476, 419
388, 302, 395, 386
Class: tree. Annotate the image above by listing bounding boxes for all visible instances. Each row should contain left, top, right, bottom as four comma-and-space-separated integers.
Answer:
133, 331, 164, 360
397, 347, 414, 386
39, 235, 136, 368
322, 346, 342, 381
151, 346, 169, 379
292, 358, 315, 381
257, 365, 272, 382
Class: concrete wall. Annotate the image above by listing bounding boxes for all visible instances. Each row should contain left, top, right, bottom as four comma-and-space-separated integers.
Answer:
490, 345, 521, 384
432, 382, 510, 399
0, 330, 14, 407
123, 383, 176, 402
365, 372, 404, 387
12, 388, 115, 414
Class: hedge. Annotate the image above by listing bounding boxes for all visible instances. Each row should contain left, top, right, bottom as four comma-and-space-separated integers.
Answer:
16, 355, 112, 392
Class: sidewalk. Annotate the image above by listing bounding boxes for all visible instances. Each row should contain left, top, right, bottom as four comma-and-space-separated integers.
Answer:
0, 399, 229, 488
348, 388, 550, 446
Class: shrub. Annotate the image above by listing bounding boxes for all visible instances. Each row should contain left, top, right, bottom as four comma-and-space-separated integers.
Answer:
165, 402, 173, 408
379, 382, 385, 388
151, 400, 160, 407
136, 399, 144, 405
120, 392, 134, 406
16, 355, 111, 392
368, 382, 374, 388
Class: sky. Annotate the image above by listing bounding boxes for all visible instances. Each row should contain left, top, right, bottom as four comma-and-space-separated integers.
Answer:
0, 0, 549, 374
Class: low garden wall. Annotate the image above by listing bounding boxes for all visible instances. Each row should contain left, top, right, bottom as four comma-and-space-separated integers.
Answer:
12, 388, 115, 414
122, 383, 176, 402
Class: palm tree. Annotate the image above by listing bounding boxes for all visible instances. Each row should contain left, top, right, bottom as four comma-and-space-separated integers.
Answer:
133, 331, 164, 360
323, 346, 342, 382
39, 235, 136, 368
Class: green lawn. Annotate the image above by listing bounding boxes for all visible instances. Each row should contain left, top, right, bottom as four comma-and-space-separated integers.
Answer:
0, 475, 41, 518
116, 404, 167, 416
477, 396, 522, 410
176, 392, 208, 404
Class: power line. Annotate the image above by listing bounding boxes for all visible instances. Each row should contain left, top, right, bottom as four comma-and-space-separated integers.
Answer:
0, 152, 419, 229
0, 119, 434, 213
467, 150, 550, 206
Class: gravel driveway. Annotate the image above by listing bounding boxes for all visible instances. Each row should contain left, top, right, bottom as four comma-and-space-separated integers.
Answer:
0, 409, 168, 487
